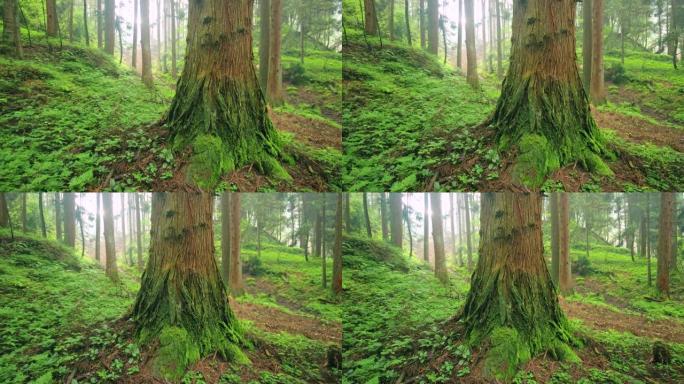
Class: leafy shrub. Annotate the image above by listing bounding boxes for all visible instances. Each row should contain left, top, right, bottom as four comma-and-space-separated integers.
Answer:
283, 63, 309, 85
605, 63, 630, 85
572, 256, 597, 276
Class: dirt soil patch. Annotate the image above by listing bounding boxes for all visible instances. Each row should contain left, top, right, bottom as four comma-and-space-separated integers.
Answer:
560, 297, 684, 343
594, 110, 684, 152
270, 110, 341, 149
231, 299, 341, 344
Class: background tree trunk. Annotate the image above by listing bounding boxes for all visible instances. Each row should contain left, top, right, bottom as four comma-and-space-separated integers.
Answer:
457, 0, 463, 68
39, 193, 47, 238
332, 193, 343, 295
55, 194, 62, 242
95, 193, 101, 262
464, 193, 473, 269
390, 193, 403, 249
230, 194, 245, 296
423, 193, 430, 262
363, 193, 372, 238
221, 193, 231, 285
420, 0, 426, 49
559, 193, 572, 294
102, 193, 118, 282
364, 0, 378, 35
63, 193, 76, 248
267, 0, 283, 105
97, 0, 103, 48
0, 193, 9, 228
427, 0, 439, 54
657, 193, 674, 298
388, 0, 394, 40
46, 0, 58, 37
170, 0, 177, 77
3, 0, 23, 57
465, 0, 479, 87
495, 0, 502, 77
582, 0, 592, 93
460, 192, 574, 381
140, 0, 153, 87
104, 0, 115, 54
258, 0, 271, 93
404, 0, 411, 45
135, 194, 143, 270
380, 193, 389, 241
83, 0, 90, 46
132, 0, 139, 68
590, 0, 606, 104
550, 193, 560, 285
431, 193, 448, 283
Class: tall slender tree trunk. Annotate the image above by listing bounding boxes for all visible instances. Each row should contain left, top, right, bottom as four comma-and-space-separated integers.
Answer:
582, 0, 592, 94
380, 193, 389, 241
156, 0, 161, 65
450, 194, 456, 261
135, 194, 143, 270
460, 193, 575, 381
419, 0, 426, 49
102, 193, 118, 282
550, 193, 560, 285
21, 194, 27, 232
131, 193, 244, 381
258, 0, 270, 93
464, 193, 473, 270
314, 198, 322, 257
221, 193, 231, 285
495, 0, 502, 77
83, 0, 90, 46
423, 193, 430, 262
140, 0, 153, 87
404, 196, 413, 257
332, 193, 343, 295
457, 0, 463, 68
0, 193, 9, 228
321, 195, 327, 288
363, 193, 372, 238
657, 193, 674, 298
97, 0, 103, 48
63, 193, 76, 248
465, 0, 479, 88
489, 0, 609, 188
169, 0, 177, 77
390, 193, 403, 249
3, 0, 22, 57
39, 193, 47, 238
427, 0, 439, 55
431, 193, 448, 283
647, 194, 652, 286
132, 0, 139, 68
364, 0, 377, 35
590, 0, 605, 104
404, 0, 412, 45
230, 194, 245, 296
46, 0, 58, 37
104, 0, 115, 54
267, 0, 283, 105
55, 194, 62, 242
69, 0, 74, 41
120, 194, 127, 263
345, 193, 351, 232
95, 193, 101, 262
559, 193, 572, 294
388, 0, 394, 40
457, 194, 464, 266
166, 0, 285, 188
481, 0, 487, 70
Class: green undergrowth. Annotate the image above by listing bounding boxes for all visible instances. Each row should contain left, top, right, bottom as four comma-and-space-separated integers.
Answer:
342, 29, 498, 191
341, 235, 470, 383
565, 242, 684, 321
0, 230, 137, 383
237, 241, 342, 323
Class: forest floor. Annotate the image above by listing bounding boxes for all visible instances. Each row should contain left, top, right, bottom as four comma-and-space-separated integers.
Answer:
342, 235, 684, 383
0, 36, 341, 192
0, 230, 341, 383
342, 30, 684, 192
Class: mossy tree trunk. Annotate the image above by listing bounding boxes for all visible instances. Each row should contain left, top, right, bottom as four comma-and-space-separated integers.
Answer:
657, 193, 674, 298
166, 0, 285, 189
390, 193, 403, 249
63, 193, 76, 248
102, 193, 119, 282
132, 193, 244, 381
490, 0, 610, 188
430, 193, 448, 283
459, 192, 576, 381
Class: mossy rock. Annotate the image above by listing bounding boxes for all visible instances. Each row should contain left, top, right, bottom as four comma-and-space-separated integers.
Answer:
150, 326, 201, 383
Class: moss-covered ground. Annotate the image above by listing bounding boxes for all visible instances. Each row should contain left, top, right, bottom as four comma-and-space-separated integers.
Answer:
342, 29, 683, 192
0, 229, 340, 383
341, 235, 684, 383
0, 32, 341, 192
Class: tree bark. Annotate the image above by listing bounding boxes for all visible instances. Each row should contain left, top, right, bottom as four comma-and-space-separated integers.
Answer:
465, 0, 479, 88
450, 194, 456, 261
427, 0, 439, 55
165, 0, 285, 189
221, 193, 231, 285
489, 0, 609, 188
267, 0, 284, 105
131, 193, 244, 378
459, 192, 574, 381
140, 0, 153, 87
321, 195, 327, 288
457, 0, 463, 68
364, 0, 378, 35
230, 193, 245, 296
590, 0, 606, 104
345, 193, 351, 232
55, 194, 62, 242
582, 0, 592, 93
95, 193, 101, 262
464, 193, 473, 269
98, 0, 103, 48
420, 0, 426, 49
404, 0, 412, 45
132, 0, 139, 68
380, 193, 389, 241
258, 0, 270, 93
102, 193, 118, 282
388, 0, 394, 40
63, 193, 76, 248
390, 193, 403, 249
558, 193, 572, 294
46, 0, 58, 37
104, 0, 115, 55
495, 0, 502, 77
423, 193, 430, 262
120, 194, 127, 263
135, 194, 143, 270
3, 0, 22, 57
431, 193, 448, 283
39, 193, 47, 238
332, 193, 343, 295
0, 193, 8, 228
363, 193, 372, 237
550, 193, 560, 285
481, 0, 487, 71
657, 193, 674, 298
83, 0, 90, 46
169, 0, 177, 77
21, 194, 27, 232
